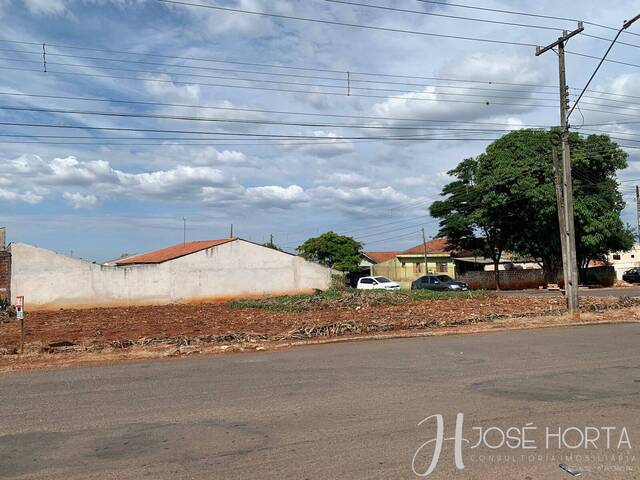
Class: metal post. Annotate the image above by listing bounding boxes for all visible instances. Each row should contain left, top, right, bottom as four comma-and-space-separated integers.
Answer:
421, 228, 429, 275
552, 146, 569, 289
536, 24, 583, 317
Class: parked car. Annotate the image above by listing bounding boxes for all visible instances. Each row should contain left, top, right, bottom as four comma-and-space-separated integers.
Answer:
357, 276, 400, 290
622, 268, 640, 284
411, 275, 469, 291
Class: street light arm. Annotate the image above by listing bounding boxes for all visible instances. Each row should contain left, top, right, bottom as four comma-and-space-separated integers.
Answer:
569, 14, 640, 120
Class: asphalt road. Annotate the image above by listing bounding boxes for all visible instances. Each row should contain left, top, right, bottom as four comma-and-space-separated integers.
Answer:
1, 324, 639, 479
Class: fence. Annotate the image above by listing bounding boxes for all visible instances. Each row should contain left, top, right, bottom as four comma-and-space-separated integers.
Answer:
459, 266, 617, 290
458, 269, 546, 290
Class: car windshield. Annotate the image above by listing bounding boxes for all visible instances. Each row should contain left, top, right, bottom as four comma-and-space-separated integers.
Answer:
374, 277, 392, 283
437, 275, 453, 282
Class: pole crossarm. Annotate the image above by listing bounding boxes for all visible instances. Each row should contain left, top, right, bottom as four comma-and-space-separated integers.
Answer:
535, 23, 584, 57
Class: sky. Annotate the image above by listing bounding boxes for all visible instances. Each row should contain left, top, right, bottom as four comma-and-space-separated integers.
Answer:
1, 0, 640, 261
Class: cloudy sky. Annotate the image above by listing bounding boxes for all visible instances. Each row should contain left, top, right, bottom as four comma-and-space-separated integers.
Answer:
1, 0, 640, 261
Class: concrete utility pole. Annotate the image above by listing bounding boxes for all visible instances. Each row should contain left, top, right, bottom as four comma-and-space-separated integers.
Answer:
421, 228, 429, 275
636, 186, 640, 243
537, 14, 640, 316
552, 146, 569, 288
536, 23, 583, 316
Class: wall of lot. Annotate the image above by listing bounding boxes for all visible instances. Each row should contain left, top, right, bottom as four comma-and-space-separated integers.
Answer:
459, 266, 617, 290
0, 250, 10, 302
9, 240, 331, 309
458, 269, 546, 290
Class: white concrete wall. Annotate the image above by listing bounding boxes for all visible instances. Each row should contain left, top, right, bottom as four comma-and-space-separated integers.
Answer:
9, 240, 332, 309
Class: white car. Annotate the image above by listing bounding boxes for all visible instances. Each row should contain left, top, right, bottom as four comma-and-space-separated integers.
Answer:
357, 276, 400, 290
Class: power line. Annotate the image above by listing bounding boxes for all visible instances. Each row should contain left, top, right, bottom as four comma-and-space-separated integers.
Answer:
0, 91, 556, 128
566, 50, 640, 69
0, 105, 537, 132
8, 49, 640, 105
0, 56, 565, 102
0, 47, 565, 97
0, 121, 509, 140
411, 0, 640, 39
324, 0, 565, 31
155, 0, 539, 47
0, 65, 562, 109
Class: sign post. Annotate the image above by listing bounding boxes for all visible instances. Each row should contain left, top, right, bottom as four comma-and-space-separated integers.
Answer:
15, 296, 24, 354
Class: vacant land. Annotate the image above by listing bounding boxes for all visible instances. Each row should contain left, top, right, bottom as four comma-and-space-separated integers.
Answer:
0, 289, 638, 372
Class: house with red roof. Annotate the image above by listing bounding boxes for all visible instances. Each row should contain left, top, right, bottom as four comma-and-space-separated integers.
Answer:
369, 239, 461, 288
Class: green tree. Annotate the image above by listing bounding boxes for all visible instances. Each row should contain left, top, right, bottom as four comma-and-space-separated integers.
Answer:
430, 157, 513, 289
297, 231, 363, 272
263, 237, 282, 251
430, 129, 634, 286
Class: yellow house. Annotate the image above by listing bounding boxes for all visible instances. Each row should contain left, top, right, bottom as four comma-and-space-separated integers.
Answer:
371, 239, 458, 289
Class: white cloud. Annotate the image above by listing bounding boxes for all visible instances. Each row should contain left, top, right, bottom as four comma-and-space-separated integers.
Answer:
310, 185, 420, 216
63, 192, 98, 208
318, 172, 371, 186
0, 188, 43, 204
284, 131, 355, 158
189, 147, 252, 167
21, 0, 67, 14
246, 184, 309, 207
202, 0, 293, 36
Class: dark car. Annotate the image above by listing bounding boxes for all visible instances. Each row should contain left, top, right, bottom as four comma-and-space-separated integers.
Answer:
622, 268, 640, 284
411, 275, 469, 291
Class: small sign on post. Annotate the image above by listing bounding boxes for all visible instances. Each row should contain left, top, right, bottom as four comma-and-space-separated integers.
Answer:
15, 296, 24, 354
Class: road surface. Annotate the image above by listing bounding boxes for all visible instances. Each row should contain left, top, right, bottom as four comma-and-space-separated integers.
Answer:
1, 324, 639, 479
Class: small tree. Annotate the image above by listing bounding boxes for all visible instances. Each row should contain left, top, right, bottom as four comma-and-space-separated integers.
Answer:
297, 231, 363, 272
263, 240, 282, 251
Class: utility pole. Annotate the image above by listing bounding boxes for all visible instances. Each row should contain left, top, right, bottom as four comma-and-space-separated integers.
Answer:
183, 217, 186, 245
636, 186, 640, 243
230, 223, 234, 238
552, 146, 569, 289
537, 15, 640, 315
421, 228, 429, 275
270, 233, 274, 245
536, 23, 583, 316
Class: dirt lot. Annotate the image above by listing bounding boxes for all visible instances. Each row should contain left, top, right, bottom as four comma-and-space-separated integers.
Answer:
0, 292, 638, 372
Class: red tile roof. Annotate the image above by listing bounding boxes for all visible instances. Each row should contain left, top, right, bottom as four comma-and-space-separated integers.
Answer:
363, 251, 399, 264
116, 238, 238, 265
400, 238, 451, 255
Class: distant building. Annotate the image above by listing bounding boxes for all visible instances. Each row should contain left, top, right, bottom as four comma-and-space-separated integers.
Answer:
371, 239, 459, 289
607, 245, 640, 281
359, 251, 399, 274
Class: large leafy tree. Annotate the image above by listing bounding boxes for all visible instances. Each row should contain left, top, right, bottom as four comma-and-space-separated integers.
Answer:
430, 157, 515, 289
431, 129, 634, 285
297, 231, 363, 272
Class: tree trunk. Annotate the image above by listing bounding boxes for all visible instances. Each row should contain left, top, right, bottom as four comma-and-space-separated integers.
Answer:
542, 260, 560, 286
493, 258, 501, 291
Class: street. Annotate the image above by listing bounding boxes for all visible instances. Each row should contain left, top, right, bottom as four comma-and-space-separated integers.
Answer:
1, 324, 639, 479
